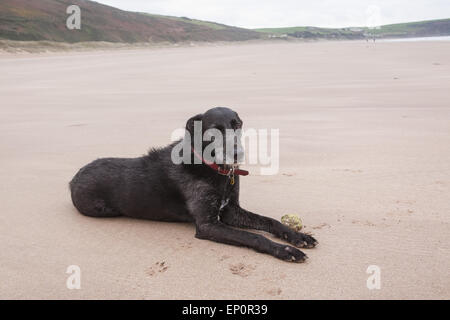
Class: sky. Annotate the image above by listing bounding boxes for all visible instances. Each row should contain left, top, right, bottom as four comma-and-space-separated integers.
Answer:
94, 0, 450, 29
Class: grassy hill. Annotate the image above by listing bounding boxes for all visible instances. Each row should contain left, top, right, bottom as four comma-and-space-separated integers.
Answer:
1, 0, 448, 44
255, 18, 450, 40
0, 0, 262, 43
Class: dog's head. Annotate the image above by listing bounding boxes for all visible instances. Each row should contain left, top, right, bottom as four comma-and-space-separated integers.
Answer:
186, 107, 244, 166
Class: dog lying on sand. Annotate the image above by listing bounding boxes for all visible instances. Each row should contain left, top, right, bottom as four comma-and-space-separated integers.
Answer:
70, 107, 317, 262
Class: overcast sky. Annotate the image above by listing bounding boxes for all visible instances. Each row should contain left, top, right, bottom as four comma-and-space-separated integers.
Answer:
94, 0, 450, 29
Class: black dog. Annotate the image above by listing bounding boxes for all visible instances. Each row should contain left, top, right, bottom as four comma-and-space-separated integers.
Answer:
70, 107, 317, 262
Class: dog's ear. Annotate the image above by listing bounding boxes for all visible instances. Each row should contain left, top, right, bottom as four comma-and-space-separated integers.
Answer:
186, 113, 203, 135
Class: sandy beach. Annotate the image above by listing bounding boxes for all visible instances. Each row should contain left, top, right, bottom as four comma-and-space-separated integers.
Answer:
0, 40, 449, 299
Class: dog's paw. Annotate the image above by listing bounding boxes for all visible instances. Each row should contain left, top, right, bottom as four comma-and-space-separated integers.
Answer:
286, 232, 318, 249
275, 245, 308, 263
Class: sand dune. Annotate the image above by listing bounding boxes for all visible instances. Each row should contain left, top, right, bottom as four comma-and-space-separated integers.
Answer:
0, 40, 449, 299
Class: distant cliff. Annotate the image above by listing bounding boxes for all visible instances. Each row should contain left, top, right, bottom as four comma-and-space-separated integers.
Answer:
255, 18, 450, 40
0, 0, 262, 43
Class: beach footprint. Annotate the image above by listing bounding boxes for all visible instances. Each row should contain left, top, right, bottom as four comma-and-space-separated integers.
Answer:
265, 288, 282, 296
229, 263, 255, 277
312, 222, 331, 229
67, 123, 87, 127
282, 173, 295, 177
219, 254, 231, 262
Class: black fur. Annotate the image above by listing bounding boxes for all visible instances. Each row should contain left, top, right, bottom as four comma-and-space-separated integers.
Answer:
70, 107, 317, 262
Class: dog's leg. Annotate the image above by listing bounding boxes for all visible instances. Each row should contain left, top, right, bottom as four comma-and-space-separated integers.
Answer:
220, 206, 318, 249
195, 221, 308, 262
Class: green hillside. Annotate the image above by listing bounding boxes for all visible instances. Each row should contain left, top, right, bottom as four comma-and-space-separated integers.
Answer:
255, 18, 450, 40
0, 0, 262, 43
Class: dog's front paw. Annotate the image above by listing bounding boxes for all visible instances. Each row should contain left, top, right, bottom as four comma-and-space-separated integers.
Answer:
285, 231, 318, 249
275, 245, 307, 263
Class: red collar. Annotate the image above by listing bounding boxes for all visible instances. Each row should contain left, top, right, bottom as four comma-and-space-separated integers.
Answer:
191, 147, 249, 176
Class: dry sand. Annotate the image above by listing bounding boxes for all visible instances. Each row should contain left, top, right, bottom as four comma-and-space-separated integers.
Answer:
0, 40, 449, 299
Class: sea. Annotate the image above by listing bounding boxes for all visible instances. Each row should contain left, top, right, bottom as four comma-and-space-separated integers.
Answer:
379, 35, 450, 42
